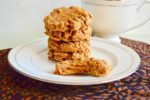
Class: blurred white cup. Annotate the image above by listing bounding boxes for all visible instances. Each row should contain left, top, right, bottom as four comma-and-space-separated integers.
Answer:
81, 0, 150, 42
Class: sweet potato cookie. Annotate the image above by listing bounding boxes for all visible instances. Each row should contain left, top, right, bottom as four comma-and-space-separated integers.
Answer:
54, 58, 112, 77
45, 27, 92, 42
48, 51, 90, 61
48, 39, 90, 53
44, 6, 92, 32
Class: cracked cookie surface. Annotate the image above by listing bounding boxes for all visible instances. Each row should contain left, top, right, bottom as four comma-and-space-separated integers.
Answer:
44, 6, 92, 32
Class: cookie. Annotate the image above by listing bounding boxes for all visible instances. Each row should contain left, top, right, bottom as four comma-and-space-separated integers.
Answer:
44, 6, 92, 32
48, 39, 90, 53
45, 27, 92, 42
48, 50, 90, 61
54, 58, 112, 77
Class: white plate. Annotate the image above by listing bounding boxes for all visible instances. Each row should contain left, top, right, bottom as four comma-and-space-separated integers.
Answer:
8, 37, 140, 85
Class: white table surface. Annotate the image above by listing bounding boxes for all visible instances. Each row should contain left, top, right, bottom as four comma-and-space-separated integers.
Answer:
0, 0, 150, 50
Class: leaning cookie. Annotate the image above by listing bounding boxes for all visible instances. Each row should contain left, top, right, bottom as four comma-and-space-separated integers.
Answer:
54, 57, 112, 77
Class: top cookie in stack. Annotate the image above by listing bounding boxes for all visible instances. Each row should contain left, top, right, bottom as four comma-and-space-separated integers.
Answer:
44, 6, 92, 61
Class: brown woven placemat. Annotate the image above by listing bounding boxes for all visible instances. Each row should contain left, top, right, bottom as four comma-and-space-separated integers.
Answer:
0, 38, 149, 99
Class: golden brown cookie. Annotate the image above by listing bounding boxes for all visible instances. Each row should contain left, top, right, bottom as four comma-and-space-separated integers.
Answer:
54, 58, 112, 77
48, 51, 90, 61
45, 27, 92, 42
44, 6, 92, 32
48, 39, 90, 53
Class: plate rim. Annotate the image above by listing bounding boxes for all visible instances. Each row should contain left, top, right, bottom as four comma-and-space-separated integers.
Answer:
8, 37, 141, 85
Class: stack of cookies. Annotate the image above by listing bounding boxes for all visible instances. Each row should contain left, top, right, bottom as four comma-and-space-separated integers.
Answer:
44, 6, 92, 61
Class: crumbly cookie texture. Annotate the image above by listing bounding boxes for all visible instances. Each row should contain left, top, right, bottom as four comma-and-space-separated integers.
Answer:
48, 51, 90, 61
44, 6, 92, 32
48, 39, 90, 53
54, 57, 112, 77
45, 27, 92, 42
